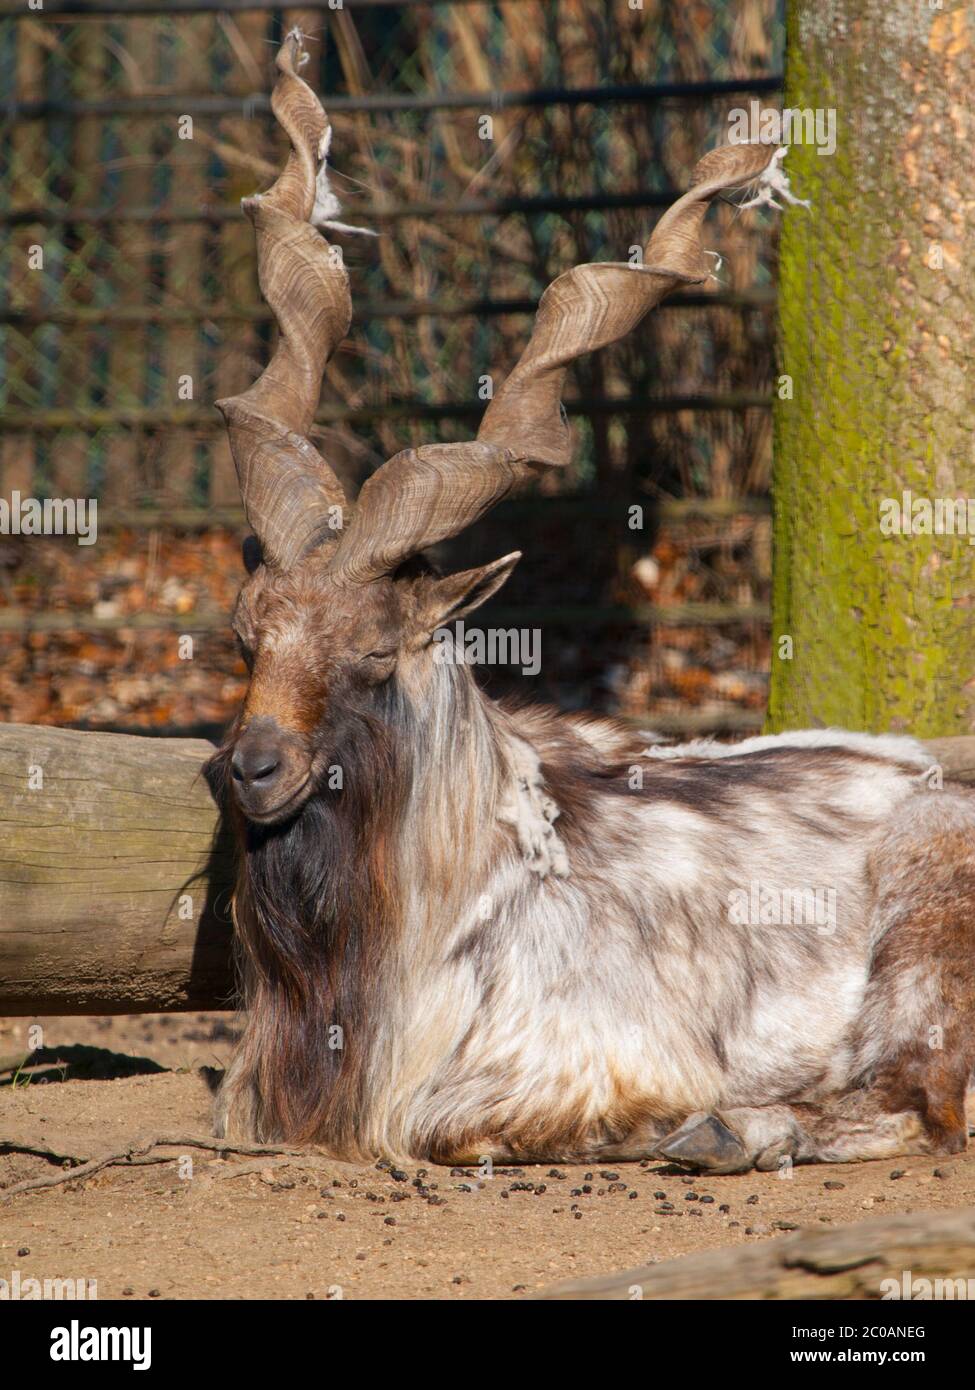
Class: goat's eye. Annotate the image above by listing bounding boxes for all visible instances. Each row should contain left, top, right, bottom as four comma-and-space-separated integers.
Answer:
357, 648, 396, 685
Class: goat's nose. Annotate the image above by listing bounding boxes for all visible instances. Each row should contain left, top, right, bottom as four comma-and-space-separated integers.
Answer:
231, 740, 281, 786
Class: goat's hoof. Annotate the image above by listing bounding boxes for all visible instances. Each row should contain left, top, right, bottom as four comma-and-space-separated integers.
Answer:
654, 1114, 750, 1174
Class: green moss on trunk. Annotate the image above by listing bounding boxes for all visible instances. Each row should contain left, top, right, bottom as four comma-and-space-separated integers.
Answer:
768, 1, 975, 735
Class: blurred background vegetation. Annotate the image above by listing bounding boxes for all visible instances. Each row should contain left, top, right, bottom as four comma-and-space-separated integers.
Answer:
0, 0, 785, 737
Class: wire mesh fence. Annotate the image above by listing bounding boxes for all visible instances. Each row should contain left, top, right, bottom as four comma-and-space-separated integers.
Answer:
0, 0, 785, 733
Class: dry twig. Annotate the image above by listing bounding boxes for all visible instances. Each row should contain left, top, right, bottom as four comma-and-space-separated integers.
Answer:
0, 1134, 331, 1200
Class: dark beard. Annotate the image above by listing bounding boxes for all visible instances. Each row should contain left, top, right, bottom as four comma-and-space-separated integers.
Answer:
207, 680, 413, 1146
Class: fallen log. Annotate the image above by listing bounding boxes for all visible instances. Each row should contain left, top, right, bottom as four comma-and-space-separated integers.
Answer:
538, 1206, 975, 1299
0, 724, 234, 1014
0, 725, 973, 1015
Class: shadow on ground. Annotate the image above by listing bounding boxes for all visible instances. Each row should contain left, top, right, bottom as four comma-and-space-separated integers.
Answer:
0, 1043, 168, 1085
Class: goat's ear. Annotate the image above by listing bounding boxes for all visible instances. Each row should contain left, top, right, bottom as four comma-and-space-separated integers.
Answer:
415, 551, 521, 634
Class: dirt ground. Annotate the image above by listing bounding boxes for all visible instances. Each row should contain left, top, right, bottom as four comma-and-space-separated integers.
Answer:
2, 1013, 974, 1301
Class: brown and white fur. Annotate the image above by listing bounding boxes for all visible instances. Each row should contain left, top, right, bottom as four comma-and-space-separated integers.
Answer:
210, 552, 975, 1173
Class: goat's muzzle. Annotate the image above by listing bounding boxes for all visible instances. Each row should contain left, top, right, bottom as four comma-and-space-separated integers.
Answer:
230, 715, 312, 824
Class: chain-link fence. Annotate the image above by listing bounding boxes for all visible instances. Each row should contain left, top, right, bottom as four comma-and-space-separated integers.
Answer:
0, 0, 785, 734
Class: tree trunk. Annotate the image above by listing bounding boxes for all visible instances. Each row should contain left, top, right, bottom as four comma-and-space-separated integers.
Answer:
0, 725, 235, 1014
538, 1205, 975, 1299
768, 1, 975, 734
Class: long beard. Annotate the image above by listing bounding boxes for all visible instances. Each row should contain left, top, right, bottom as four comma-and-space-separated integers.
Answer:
212, 689, 411, 1148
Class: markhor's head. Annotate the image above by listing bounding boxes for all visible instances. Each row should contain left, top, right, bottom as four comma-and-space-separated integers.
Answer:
213, 32, 780, 827
226, 544, 518, 826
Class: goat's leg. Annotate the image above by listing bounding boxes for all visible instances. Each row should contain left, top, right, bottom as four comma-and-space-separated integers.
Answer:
834, 808, 975, 1159
836, 796, 975, 1160
213, 1033, 261, 1141
655, 1097, 928, 1173
658, 796, 975, 1174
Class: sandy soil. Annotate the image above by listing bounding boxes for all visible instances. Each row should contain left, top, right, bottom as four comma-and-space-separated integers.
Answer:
2, 1013, 974, 1301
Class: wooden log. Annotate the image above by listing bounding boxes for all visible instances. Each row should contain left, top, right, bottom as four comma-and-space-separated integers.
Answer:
0, 727, 974, 1016
537, 1206, 975, 1299
0, 724, 235, 1015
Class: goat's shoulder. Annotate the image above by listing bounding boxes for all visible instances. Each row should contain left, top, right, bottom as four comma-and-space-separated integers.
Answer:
493, 697, 644, 764
494, 709, 934, 832
640, 727, 932, 772
494, 704, 933, 784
